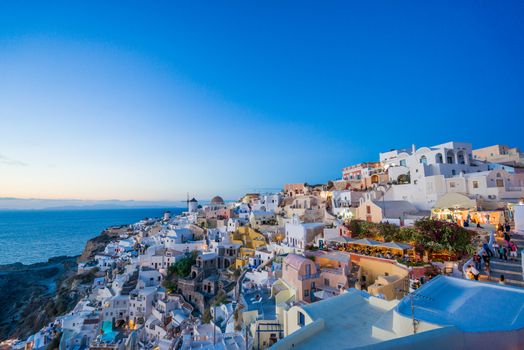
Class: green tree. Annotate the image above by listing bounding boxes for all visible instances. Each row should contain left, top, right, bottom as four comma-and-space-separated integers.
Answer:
168, 251, 198, 278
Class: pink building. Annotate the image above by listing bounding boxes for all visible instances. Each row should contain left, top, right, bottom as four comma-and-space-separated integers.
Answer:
282, 254, 320, 303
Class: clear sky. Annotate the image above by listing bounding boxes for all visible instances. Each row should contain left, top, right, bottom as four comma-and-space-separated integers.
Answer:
1, 1, 523, 201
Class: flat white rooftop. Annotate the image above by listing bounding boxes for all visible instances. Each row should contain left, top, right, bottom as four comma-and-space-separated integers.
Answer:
397, 275, 524, 332
292, 289, 397, 349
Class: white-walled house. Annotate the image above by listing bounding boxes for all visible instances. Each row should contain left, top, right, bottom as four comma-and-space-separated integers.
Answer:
139, 245, 184, 273
233, 202, 251, 220
138, 268, 162, 288
356, 192, 427, 225
226, 218, 246, 232
129, 286, 157, 323
94, 254, 117, 271
379, 142, 524, 210
103, 295, 130, 323
284, 216, 325, 252
331, 190, 364, 219
249, 210, 276, 227
252, 193, 282, 212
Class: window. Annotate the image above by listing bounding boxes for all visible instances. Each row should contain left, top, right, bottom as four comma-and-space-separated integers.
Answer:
452, 170, 456, 175
298, 311, 305, 326
366, 205, 371, 214
400, 160, 406, 167
324, 278, 330, 286
473, 181, 479, 189
420, 155, 427, 165
304, 289, 309, 297
450, 182, 455, 188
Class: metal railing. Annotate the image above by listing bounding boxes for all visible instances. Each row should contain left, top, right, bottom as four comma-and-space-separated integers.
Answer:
297, 272, 320, 281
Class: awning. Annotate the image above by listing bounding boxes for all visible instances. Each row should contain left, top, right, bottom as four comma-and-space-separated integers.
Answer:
434, 192, 477, 211
378, 242, 413, 251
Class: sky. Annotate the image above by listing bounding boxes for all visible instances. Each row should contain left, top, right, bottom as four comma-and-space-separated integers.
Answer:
1, 1, 523, 202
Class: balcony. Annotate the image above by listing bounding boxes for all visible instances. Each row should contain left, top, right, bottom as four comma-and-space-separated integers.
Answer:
298, 272, 320, 281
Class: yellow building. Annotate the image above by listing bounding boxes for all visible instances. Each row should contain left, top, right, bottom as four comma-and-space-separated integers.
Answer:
230, 227, 267, 268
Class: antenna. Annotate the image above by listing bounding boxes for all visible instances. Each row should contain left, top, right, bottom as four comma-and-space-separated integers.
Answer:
395, 286, 433, 334
396, 270, 433, 335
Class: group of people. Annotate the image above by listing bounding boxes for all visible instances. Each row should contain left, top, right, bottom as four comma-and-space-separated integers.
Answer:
467, 224, 518, 284
493, 226, 519, 261
467, 249, 493, 281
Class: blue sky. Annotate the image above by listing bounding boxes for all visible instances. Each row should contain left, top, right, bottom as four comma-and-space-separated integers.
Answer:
1, 1, 523, 201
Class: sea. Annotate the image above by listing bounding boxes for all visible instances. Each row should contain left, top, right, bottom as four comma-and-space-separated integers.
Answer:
0, 207, 184, 265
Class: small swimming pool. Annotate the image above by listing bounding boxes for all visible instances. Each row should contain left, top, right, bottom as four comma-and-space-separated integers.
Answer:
101, 321, 119, 343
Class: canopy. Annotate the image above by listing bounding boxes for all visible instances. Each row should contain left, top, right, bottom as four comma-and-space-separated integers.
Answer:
434, 192, 477, 211
378, 241, 413, 251
352, 238, 381, 246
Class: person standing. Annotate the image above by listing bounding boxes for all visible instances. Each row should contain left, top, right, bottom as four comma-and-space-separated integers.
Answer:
499, 245, 508, 261
509, 241, 518, 261
470, 265, 480, 281
473, 254, 482, 271
482, 240, 494, 257
481, 251, 490, 266
504, 231, 511, 243
493, 241, 500, 257
485, 260, 491, 281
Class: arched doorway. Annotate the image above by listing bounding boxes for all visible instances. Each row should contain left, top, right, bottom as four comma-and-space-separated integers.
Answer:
457, 151, 465, 164
446, 150, 455, 164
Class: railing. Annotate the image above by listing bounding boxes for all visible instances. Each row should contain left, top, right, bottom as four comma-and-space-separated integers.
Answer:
462, 230, 494, 279
506, 187, 523, 192
297, 272, 320, 281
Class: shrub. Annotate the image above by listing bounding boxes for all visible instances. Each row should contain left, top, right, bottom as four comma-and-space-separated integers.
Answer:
168, 251, 198, 278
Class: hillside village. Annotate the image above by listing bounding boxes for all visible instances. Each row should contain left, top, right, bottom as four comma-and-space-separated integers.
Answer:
8, 141, 524, 350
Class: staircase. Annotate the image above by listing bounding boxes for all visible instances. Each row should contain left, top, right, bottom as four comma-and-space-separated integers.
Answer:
482, 233, 524, 287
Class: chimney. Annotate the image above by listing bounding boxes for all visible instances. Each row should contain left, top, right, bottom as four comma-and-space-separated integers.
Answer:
412, 144, 416, 153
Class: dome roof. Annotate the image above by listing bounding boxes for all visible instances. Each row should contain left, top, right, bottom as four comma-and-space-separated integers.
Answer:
210, 195, 225, 205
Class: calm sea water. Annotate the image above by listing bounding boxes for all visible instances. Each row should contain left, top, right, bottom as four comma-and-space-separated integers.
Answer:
0, 208, 184, 265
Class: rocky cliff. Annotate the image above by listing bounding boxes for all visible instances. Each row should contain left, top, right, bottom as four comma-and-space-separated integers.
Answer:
0, 226, 125, 342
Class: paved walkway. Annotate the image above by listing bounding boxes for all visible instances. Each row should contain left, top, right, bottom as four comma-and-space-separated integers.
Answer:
480, 232, 524, 287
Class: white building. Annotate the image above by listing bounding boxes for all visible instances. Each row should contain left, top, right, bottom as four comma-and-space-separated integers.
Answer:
249, 210, 276, 227
252, 193, 282, 212
129, 286, 157, 323
139, 245, 184, 273
138, 268, 162, 288
272, 276, 524, 350
380, 142, 524, 210
331, 190, 364, 219
284, 216, 324, 253
103, 295, 129, 323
